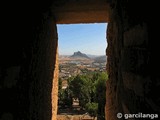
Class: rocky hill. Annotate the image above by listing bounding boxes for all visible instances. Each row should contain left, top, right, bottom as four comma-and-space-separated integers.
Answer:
70, 51, 90, 59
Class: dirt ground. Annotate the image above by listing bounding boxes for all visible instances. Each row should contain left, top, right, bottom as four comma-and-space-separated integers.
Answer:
57, 114, 96, 120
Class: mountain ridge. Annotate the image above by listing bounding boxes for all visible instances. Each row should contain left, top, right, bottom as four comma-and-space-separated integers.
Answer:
59, 51, 107, 63
70, 51, 90, 59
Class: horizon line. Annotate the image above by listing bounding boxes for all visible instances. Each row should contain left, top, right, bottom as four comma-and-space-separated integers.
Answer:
59, 53, 106, 56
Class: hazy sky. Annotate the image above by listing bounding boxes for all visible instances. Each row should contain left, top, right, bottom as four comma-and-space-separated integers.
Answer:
57, 23, 108, 55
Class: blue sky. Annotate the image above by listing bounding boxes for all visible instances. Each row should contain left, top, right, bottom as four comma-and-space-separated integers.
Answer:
57, 23, 108, 55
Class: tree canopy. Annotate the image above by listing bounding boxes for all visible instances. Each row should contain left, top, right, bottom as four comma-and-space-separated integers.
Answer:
58, 71, 108, 119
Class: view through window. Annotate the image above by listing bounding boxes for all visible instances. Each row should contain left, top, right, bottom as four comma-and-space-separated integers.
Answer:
57, 23, 108, 120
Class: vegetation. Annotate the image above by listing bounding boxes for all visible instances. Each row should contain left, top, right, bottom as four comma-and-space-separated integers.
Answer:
58, 78, 72, 108
85, 102, 98, 118
58, 71, 108, 119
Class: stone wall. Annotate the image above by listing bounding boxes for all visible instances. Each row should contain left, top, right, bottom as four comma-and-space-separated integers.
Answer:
28, 16, 58, 120
106, 0, 159, 120
52, 47, 59, 120
0, 0, 58, 119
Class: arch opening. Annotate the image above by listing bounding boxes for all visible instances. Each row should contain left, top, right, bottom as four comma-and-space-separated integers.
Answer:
56, 23, 108, 120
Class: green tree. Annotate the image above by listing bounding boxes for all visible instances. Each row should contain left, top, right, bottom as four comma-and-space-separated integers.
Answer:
94, 72, 108, 120
58, 78, 72, 108
58, 71, 108, 119
69, 75, 92, 108
85, 102, 98, 118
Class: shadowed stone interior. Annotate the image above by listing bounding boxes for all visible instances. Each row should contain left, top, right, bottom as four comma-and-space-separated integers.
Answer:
0, 0, 159, 120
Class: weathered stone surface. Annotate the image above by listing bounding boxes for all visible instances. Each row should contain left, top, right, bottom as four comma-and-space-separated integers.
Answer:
52, 47, 59, 120
105, 1, 159, 120
124, 23, 148, 47
52, 0, 109, 23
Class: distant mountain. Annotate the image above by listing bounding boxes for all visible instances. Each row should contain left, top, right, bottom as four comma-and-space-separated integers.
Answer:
94, 55, 107, 63
70, 51, 90, 59
86, 54, 99, 59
